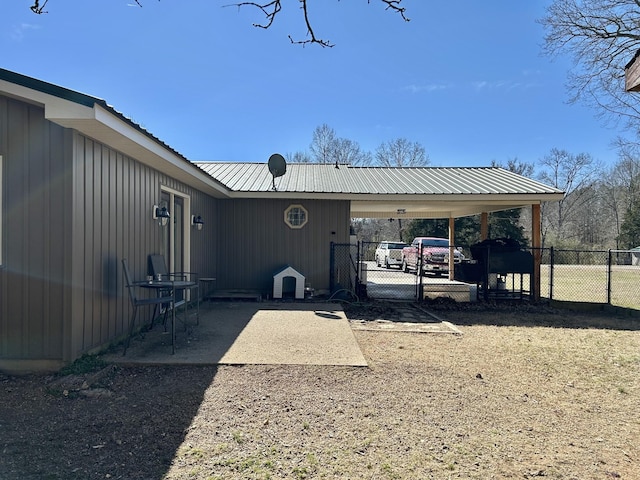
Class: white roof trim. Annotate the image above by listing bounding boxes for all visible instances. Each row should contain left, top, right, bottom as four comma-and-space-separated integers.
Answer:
0, 77, 230, 199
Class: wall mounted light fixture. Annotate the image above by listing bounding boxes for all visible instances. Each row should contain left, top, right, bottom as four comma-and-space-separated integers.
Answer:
191, 215, 204, 231
153, 204, 171, 226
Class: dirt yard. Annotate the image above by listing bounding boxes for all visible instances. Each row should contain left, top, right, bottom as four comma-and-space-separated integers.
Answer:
1, 302, 638, 479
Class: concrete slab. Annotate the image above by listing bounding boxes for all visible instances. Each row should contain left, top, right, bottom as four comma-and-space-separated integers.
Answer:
102, 302, 368, 367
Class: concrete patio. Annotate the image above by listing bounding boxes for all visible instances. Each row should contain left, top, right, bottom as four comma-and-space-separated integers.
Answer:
102, 301, 368, 367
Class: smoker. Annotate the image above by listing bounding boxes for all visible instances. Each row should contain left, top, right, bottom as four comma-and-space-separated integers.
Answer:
455, 238, 534, 300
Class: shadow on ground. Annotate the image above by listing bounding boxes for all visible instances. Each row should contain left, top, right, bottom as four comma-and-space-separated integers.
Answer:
0, 364, 218, 480
342, 299, 640, 331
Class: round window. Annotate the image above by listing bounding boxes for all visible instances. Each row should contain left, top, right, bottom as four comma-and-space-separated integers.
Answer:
284, 204, 308, 229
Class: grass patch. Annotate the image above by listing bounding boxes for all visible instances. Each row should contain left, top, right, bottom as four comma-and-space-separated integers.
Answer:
58, 354, 107, 376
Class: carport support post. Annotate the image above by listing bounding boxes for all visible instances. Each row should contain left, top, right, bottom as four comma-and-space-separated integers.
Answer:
449, 216, 455, 280
480, 212, 489, 240
531, 204, 541, 301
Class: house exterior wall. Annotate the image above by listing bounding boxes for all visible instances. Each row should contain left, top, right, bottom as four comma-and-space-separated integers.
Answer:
215, 198, 351, 297
0, 95, 218, 372
0, 95, 72, 372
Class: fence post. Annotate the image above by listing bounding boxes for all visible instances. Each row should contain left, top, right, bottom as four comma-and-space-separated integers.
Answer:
355, 241, 361, 295
549, 246, 554, 301
607, 249, 612, 305
416, 242, 424, 301
329, 242, 335, 293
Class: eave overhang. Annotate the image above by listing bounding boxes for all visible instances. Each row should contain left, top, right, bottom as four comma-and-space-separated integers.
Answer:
223, 190, 565, 218
0, 73, 230, 199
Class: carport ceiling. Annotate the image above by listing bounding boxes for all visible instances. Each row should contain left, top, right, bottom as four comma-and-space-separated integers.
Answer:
350, 196, 551, 219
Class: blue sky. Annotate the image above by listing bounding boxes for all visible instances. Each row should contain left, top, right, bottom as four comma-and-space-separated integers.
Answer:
1, 1, 626, 168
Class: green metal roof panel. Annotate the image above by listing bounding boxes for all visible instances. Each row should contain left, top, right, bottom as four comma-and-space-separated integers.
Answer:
195, 162, 564, 196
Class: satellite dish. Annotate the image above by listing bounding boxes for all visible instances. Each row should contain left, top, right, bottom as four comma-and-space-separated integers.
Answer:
268, 153, 287, 190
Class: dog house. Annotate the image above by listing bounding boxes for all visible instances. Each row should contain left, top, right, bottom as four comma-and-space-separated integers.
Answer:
273, 265, 305, 299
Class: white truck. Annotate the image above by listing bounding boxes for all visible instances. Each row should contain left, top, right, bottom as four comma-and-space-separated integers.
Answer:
375, 241, 408, 269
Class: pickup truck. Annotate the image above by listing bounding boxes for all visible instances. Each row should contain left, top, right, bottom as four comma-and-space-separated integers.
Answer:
401, 237, 464, 276
375, 241, 408, 269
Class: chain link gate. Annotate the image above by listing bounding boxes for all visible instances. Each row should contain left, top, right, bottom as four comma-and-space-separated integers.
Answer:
329, 242, 362, 299
331, 241, 420, 301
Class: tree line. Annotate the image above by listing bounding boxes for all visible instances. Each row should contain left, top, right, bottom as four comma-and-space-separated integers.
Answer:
295, 124, 640, 251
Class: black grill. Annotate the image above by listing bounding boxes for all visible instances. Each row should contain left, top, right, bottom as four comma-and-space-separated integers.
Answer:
455, 238, 534, 300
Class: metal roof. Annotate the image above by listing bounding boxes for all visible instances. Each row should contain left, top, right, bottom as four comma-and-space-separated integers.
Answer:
195, 162, 565, 219
196, 162, 562, 195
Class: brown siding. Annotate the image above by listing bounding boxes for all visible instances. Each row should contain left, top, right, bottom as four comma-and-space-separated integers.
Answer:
216, 199, 350, 296
66, 133, 218, 361
0, 94, 218, 368
1, 94, 348, 369
0, 96, 70, 364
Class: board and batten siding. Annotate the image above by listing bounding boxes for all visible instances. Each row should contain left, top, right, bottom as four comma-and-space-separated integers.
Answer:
66, 132, 218, 365
215, 198, 350, 296
0, 95, 71, 371
0, 94, 218, 371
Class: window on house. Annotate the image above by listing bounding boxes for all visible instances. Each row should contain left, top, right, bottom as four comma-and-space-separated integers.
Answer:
284, 204, 308, 229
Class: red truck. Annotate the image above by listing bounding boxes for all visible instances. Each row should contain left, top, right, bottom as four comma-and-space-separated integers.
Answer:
401, 237, 464, 276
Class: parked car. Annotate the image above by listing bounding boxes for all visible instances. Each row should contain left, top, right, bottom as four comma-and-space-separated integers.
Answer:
375, 241, 409, 269
401, 237, 464, 276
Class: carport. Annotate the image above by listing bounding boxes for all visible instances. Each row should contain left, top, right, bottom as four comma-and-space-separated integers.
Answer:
198, 163, 564, 301
345, 167, 565, 301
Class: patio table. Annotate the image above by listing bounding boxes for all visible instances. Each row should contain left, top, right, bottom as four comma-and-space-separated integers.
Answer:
133, 280, 198, 354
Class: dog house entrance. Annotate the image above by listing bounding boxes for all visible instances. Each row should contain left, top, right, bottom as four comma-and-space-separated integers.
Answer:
273, 266, 305, 300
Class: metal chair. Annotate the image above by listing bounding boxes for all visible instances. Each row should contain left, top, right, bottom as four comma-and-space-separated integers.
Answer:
121, 258, 174, 355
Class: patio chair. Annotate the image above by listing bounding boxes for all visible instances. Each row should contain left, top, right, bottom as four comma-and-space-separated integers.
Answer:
121, 258, 174, 356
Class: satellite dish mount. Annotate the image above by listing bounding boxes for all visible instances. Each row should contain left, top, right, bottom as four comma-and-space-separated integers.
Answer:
268, 153, 287, 191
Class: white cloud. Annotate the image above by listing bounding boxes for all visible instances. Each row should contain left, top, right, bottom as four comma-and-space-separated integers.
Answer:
10, 23, 40, 41
402, 83, 450, 94
472, 79, 540, 91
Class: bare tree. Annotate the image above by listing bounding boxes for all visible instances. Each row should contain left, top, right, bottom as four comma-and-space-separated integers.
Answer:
599, 139, 640, 246
287, 151, 312, 163
308, 124, 371, 166
333, 138, 372, 166
492, 157, 534, 178
30, 0, 410, 47
374, 138, 429, 167
539, 0, 640, 131
230, 0, 409, 47
538, 148, 601, 244
309, 124, 337, 164
489, 158, 534, 245
612, 138, 640, 211
374, 138, 429, 240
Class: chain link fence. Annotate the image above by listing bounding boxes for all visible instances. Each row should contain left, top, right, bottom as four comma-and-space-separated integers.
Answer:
543, 248, 640, 310
359, 241, 418, 300
331, 242, 640, 310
